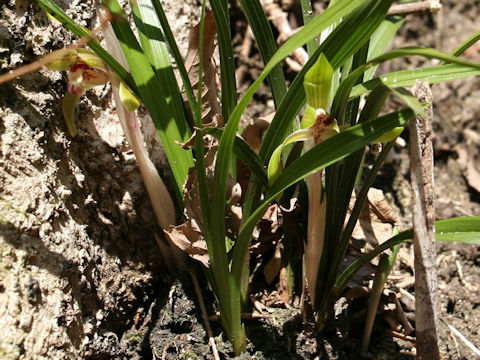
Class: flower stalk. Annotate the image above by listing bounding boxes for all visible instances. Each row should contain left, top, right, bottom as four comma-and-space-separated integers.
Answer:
268, 54, 337, 313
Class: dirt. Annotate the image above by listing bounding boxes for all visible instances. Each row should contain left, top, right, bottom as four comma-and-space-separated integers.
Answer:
1, 0, 479, 359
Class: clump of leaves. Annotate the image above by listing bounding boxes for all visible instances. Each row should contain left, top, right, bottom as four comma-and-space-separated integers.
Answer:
3, 0, 480, 355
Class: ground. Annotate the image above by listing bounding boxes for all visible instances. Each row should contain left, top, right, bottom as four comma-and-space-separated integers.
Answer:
0, 0, 479, 359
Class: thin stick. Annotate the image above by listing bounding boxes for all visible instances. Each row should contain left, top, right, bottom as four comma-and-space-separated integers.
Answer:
394, 294, 414, 336
262, 0, 308, 66
188, 269, 220, 360
0, 13, 111, 85
385, 330, 416, 343
387, 1, 442, 16
271, 1, 442, 53
439, 317, 480, 357
409, 80, 440, 360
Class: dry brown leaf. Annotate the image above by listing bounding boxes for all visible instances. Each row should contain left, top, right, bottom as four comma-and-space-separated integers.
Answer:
170, 143, 243, 265
164, 220, 209, 267
183, 11, 221, 125
349, 187, 400, 248
250, 204, 283, 254
263, 243, 283, 284
277, 267, 291, 304
455, 143, 480, 193
241, 113, 275, 153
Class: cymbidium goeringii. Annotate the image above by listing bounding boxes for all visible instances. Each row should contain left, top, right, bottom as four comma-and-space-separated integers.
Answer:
267, 54, 338, 185
267, 54, 336, 313
47, 48, 138, 136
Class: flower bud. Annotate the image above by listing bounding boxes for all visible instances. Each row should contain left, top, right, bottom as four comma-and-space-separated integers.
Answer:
304, 54, 333, 110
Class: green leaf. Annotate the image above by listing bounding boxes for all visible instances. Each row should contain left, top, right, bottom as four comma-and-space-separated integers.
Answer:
148, 0, 198, 120
350, 64, 480, 99
333, 47, 480, 122
334, 216, 480, 297
238, 0, 287, 107
204, 127, 269, 188
102, 0, 193, 205
450, 30, 480, 58
132, 0, 190, 136
210, 0, 237, 119
364, 16, 405, 81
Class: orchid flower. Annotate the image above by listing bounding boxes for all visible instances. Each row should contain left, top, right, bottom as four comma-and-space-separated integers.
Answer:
267, 54, 336, 312
47, 48, 138, 136
267, 54, 404, 314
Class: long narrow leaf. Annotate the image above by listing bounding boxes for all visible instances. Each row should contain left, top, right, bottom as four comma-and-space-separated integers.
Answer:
450, 30, 480, 58
102, 0, 193, 204
210, 0, 237, 119
350, 64, 480, 99
332, 47, 480, 122
238, 0, 287, 107
364, 16, 404, 81
149, 0, 198, 119
334, 216, 480, 297
132, 0, 191, 137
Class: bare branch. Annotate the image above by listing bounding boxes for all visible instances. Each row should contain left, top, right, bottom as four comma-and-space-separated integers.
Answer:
409, 80, 440, 360
388, 1, 442, 16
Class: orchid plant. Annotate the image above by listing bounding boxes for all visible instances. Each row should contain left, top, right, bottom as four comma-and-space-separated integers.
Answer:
3, 0, 480, 355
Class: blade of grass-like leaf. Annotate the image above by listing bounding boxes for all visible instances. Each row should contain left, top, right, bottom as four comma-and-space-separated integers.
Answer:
238, 0, 287, 107
102, 0, 193, 204
214, 0, 371, 279
197, 2, 244, 352
334, 216, 480, 297
149, 0, 198, 119
332, 47, 480, 123
318, 85, 394, 304
36, 0, 136, 93
210, 0, 237, 119
204, 128, 269, 188
132, 0, 191, 137
350, 64, 480, 99
339, 85, 393, 247
299, 0, 316, 56
233, 107, 419, 283
364, 16, 404, 81
450, 30, 480, 58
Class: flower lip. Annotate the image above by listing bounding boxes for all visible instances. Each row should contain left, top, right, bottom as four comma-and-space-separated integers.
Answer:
67, 62, 109, 95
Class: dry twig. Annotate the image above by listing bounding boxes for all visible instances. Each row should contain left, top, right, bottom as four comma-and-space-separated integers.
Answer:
188, 269, 220, 360
0, 10, 112, 85
262, 0, 308, 70
409, 80, 440, 359
439, 317, 480, 357
387, 1, 442, 16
